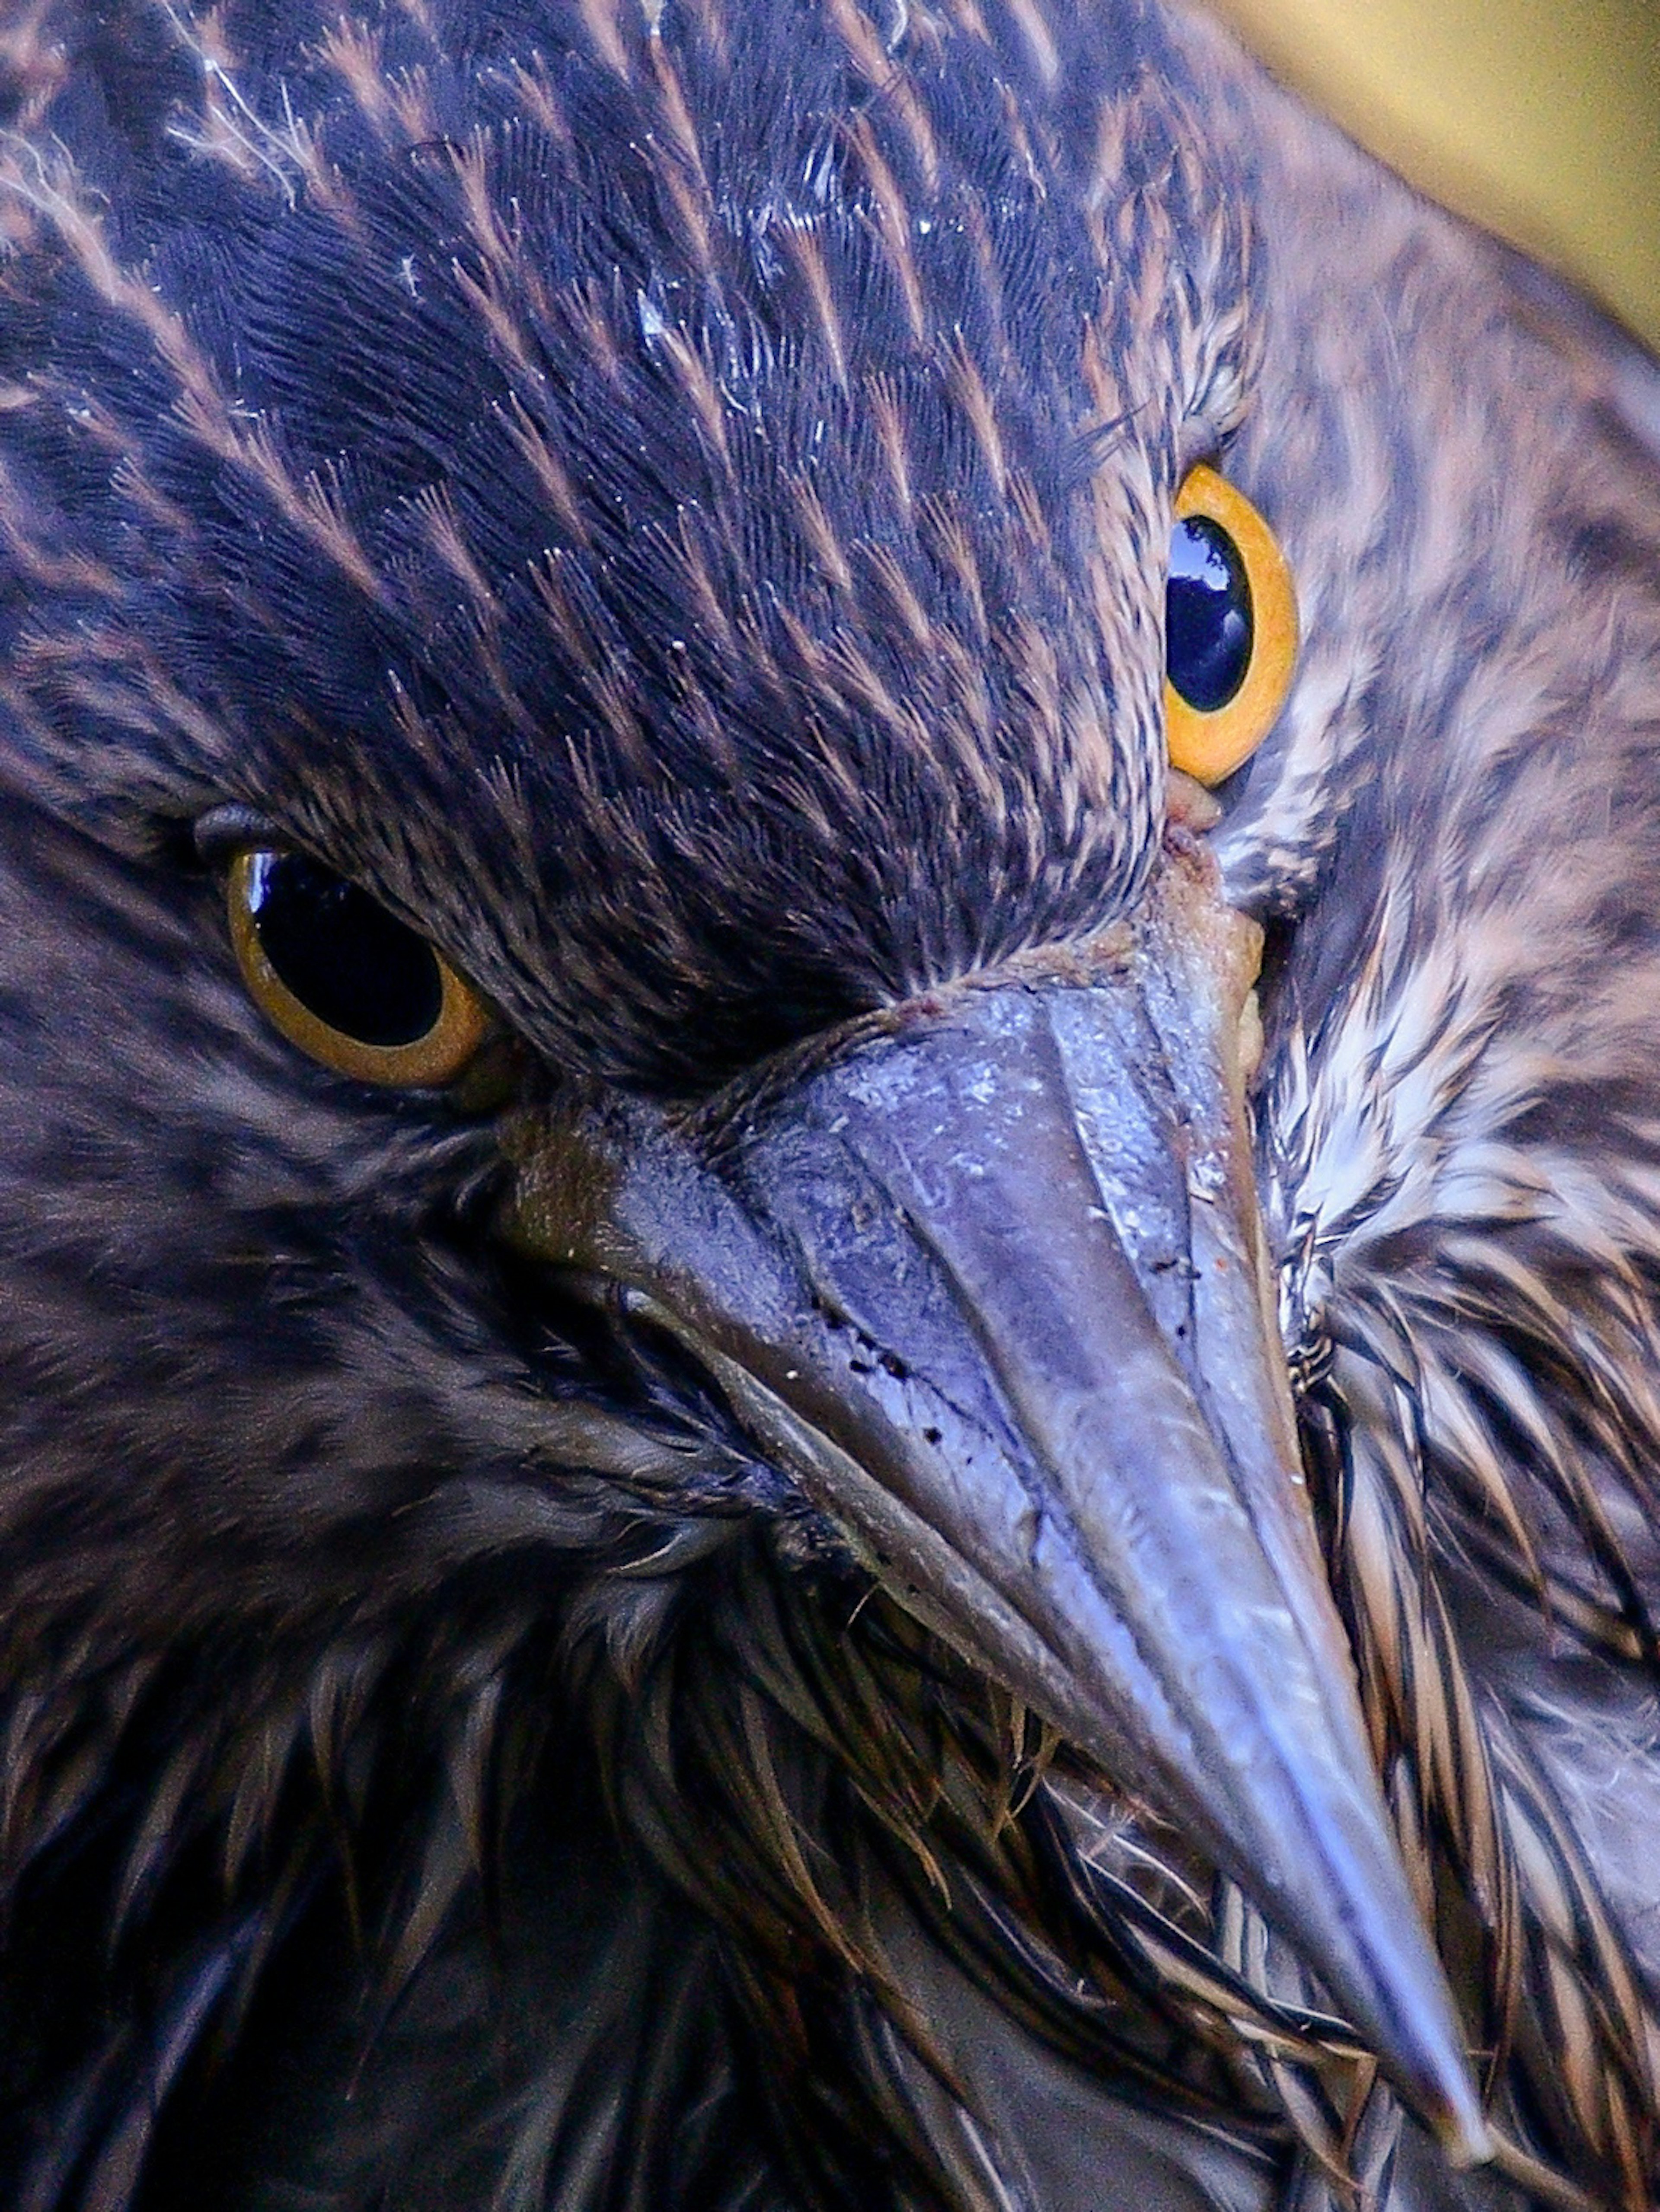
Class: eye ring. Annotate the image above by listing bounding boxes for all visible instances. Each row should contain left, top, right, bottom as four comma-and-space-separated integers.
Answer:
1164, 463, 1299, 787
228, 849, 489, 1088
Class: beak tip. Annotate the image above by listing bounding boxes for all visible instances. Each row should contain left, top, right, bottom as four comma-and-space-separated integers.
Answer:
1344, 1910, 1492, 2173
1422, 2075, 1494, 2171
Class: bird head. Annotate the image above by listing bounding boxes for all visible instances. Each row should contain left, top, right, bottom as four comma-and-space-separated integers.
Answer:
3, 1, 1659, 2206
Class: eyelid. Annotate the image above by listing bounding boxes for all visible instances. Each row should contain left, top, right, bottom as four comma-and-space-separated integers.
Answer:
195, 803, 284, 866
1174, 423, 1225, 478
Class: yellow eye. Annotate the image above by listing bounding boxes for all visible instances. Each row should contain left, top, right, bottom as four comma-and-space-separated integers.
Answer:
228, 850, 488, 1087
1164, 463, 1299, 786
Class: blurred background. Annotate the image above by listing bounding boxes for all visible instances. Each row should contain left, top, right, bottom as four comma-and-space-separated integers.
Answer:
1208, 0, 1660, 353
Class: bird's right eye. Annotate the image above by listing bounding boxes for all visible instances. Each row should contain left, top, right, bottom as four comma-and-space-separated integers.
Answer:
227, 849, 489, 1087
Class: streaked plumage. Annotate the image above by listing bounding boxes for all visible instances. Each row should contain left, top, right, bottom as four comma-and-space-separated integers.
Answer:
1, 2, 1659, 2207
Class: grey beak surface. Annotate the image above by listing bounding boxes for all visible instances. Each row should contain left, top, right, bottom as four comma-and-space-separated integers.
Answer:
507, 851, 1488, 2163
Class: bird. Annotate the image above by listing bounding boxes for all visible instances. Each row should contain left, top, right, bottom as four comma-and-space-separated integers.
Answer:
0, 0, 1658, 2205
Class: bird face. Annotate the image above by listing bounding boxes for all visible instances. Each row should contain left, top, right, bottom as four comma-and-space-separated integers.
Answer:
5, 0, 1658, 2206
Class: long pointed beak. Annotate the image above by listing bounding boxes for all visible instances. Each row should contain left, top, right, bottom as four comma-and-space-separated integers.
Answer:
505, 847, 1487, 2163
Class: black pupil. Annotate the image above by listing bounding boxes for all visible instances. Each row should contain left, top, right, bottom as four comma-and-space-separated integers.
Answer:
246, 853, 444, 1049
1166, 514, 1253, 713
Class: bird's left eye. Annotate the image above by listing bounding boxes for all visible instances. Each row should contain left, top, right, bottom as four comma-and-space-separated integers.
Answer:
227, 849, 488, 1087
1164, 463, 1299, 786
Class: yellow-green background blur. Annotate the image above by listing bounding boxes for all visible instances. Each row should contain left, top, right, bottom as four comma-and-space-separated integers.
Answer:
1210, 0, 1660, 353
